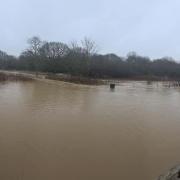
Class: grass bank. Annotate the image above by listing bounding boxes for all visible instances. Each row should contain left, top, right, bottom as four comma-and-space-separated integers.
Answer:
0, 72, 34, 82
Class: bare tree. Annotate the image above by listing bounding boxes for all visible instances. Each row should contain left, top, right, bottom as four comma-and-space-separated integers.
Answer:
81, 37, 98, 56
20, 50, 34, 58
40, 42, 69, 58
27, 36, 42, 55
69, 40, 84, 54
69, 40, 79, 50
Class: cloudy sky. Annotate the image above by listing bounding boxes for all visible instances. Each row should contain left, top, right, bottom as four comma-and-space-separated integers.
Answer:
0, 0, 180, 59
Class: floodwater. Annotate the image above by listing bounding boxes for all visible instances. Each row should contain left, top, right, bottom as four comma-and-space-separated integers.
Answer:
0, 80, 180, 180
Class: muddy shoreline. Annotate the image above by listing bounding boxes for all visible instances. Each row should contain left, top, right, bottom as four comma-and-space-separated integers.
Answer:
0, 72, 34, 82
0, 70, 180, 85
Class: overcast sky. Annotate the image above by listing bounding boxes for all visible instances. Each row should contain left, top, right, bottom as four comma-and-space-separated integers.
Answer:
0, 0, 180, 59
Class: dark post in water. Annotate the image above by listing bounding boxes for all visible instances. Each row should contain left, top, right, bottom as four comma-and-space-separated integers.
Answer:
110, 84, 115, 89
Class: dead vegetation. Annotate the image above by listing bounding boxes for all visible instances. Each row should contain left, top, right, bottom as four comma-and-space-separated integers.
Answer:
0, 72, 33, 82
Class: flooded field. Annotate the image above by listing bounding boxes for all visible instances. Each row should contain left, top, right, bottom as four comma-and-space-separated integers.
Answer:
0, 80, 180, 180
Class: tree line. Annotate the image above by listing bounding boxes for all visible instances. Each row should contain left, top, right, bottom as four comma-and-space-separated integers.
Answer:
1, 36, 180, 79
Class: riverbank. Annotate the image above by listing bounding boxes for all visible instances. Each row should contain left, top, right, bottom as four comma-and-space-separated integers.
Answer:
0, 71, 105, 85
0, 72, 33, 82
45, 73, 104, 85
0, 70, 179, 85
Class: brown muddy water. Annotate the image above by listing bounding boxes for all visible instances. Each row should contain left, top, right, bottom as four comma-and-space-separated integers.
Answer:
0, 80, 180, 180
